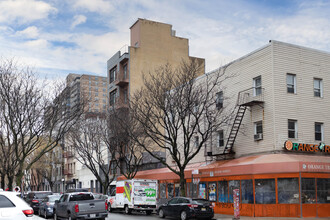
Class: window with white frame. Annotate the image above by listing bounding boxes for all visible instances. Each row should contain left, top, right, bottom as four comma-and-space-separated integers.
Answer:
314, 78, 323, 97
194, 136, 199, 148
287, 74, 296, 93
253, 76, 262, 96
315, 122, 323, 141
216, 91, 223, 110
217, 130, 224, 147
288, 119, 297, 139
254, 121, 263, 140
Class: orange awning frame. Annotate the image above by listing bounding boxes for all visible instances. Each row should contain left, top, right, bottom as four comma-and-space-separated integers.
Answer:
118, 154, 330, 181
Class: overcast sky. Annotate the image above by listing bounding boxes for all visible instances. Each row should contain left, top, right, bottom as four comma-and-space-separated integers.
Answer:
1, 0, 329, 80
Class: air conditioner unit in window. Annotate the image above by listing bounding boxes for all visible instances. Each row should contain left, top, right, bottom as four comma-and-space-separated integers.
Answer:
207, 152, 213, 156
254, 133, 263, 141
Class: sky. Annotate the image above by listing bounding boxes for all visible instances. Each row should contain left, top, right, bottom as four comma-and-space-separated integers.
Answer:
1, 0, 330, 80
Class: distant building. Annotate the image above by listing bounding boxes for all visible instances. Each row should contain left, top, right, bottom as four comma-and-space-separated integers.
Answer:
107, 18, 205, 172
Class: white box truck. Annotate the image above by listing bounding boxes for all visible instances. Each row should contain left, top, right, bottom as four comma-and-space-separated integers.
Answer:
107, 179, 157, 215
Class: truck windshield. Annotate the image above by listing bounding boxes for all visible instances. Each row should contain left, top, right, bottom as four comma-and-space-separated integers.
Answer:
69, 194, 94, 201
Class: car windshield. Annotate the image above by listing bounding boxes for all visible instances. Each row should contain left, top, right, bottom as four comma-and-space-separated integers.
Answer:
48, 196, 61, 202
69, 193, 94, 201
35, 193, 52, 199
192, 199, 211, 205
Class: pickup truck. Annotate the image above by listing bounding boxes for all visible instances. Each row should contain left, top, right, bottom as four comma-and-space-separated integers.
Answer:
54, 192, 108, 220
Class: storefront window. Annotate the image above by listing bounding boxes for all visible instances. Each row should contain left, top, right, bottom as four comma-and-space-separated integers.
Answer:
255, 179, 276, 204
302, 178, 316, 204
218, 180, 228, 203
241, 179, 253, 204
208, 182, 217, 202
317, 178, 330, 203
167, 183, 174, 198
175, 183, 180, 197
159, 183, 166, 199
229, 180, 240, 203
278, 178, 299, 204
198, 183, 207, 199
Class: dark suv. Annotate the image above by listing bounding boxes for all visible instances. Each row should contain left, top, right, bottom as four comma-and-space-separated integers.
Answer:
25, 191, 53, 212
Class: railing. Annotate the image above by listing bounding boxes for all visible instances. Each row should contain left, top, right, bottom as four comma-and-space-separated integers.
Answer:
63, 151, 73, 158
119, 45, 129, 57
63, 169, 73, 175
237, 87, 264, 106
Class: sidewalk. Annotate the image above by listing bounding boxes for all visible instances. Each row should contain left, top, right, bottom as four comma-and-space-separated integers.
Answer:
214, 213, 326, 220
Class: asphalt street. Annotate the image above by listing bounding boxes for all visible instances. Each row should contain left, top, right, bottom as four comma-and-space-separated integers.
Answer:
33, 211, 161, 220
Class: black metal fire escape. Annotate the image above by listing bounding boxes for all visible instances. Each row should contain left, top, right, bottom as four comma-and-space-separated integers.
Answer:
209, 87, 264, 158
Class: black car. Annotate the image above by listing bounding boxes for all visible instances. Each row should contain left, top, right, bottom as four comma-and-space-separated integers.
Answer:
38, 194, 61, 219
158, 197, 214, 220
25, 191, 53, 212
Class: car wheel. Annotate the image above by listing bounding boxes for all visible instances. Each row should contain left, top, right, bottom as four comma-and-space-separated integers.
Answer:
159, 209, 165, 218
54, 212, 58, 220
107, 203, 112, 212
180, 210, 188, 220
44, 210, 47, 219
124, 205, 131, 214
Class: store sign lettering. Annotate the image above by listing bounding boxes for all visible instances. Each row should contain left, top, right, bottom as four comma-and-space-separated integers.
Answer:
284, 140, 330, 154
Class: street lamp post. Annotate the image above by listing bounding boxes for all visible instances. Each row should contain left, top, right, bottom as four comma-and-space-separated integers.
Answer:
61, 178, 65, 193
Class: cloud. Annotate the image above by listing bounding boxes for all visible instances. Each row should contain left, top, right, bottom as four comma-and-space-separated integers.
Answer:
71, 15, 87, 29
73, 0, 114, 14
0, 0, 57, 24
15, 26, 39, 39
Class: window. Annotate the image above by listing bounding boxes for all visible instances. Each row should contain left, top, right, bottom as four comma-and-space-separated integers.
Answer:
217, 130, 224, 147
0, 195, 15, 208
95, 92, 98, 96
208, 182, 217, 201
103, 88, 106, 92
241, 179, 254, 204
109, 67, 116, 83
229, 180, 240, 203
317, 178, 330, 203
194, 136, 199, 147
302, 178, 316, 204
314, 78, 322, 97
168, 197, 178, 205
167, 183, 174, 198
287, 74, 296, 93
124, 89, 128, 103
95, 82, 98, 86
278, 178, 299, 204
123, 64, 128, 79
198, 183, 206, 199
159, 183, 166, 199
218, 180, 228, 203
288, 120, 297, 139
253, 76, 262, 96
216, 91, 223, 110
255, 179, 276, 204
254, 121, 263, 140
109, 91, 116, 106
315, 123, 323, 141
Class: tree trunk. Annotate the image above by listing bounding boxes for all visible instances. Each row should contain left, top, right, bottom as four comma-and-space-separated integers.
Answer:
1, 173, 5, 189
15, 167, 24, 189
7, 175, 14, 191
179, 170, 186, 197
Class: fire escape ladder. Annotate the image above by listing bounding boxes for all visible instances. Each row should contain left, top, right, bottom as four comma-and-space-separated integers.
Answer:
223, 105, 247, 154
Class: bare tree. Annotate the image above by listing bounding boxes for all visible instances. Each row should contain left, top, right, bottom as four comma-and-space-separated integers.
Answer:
68, 116, 115, 194
0, 58, 83, 190
129, 60, 234, 196
107, 108, 143, 180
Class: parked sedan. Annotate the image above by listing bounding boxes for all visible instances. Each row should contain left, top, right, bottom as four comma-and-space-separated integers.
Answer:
0, 191, 34, 220
38, 194, 61, 219
25, 191, 53, 213
158, 197, 214, 220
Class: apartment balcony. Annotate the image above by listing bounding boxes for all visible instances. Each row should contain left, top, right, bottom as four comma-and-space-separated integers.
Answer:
63, 151, 73, 158
115, 97, 129, 110
237, 87, 264, 106
114, 74, 129, 87
63, 169, 73, 176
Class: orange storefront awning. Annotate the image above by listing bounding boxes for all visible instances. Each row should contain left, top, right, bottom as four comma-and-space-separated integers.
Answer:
118, 154, 330, 181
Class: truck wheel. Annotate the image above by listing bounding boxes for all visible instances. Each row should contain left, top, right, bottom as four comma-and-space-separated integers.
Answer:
124, 205, 131, 214
146, 210, 152, 215
159, 208, 165, 218
180, 210, 188, 220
